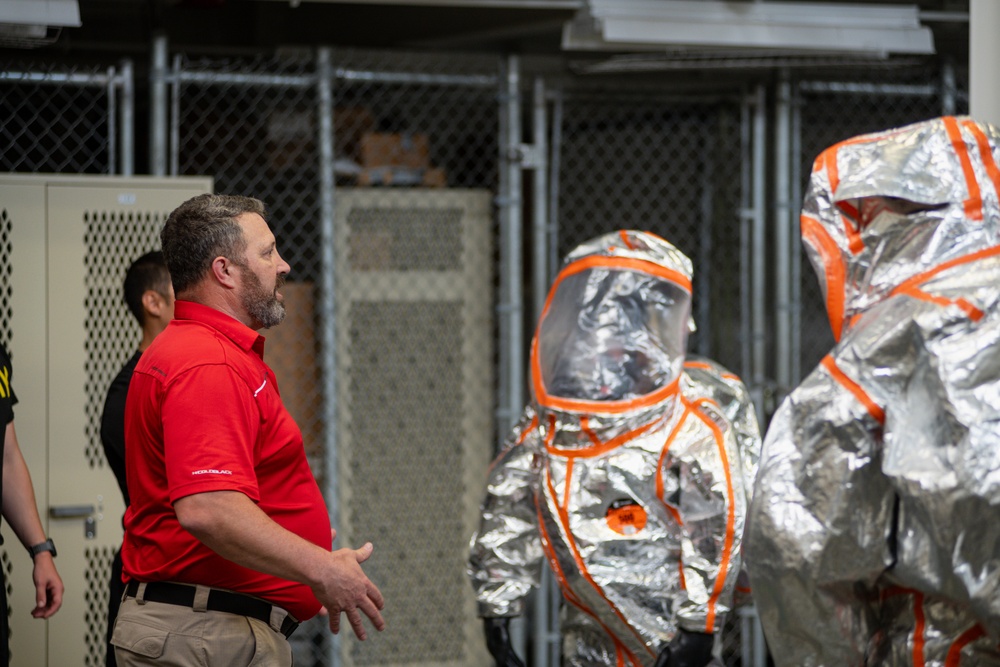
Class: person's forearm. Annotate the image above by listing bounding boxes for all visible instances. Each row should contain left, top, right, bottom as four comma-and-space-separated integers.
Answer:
174, 489, 331, 588
2, 422, 48, 549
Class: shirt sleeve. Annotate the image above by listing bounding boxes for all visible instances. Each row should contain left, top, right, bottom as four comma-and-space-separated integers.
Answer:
0, 342, 17, 424
162, 363, 261, 504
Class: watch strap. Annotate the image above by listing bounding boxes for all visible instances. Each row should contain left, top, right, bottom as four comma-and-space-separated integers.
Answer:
27, 538, 56, 559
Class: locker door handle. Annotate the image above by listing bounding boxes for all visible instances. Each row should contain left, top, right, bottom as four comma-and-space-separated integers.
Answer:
49, 504, 96, 519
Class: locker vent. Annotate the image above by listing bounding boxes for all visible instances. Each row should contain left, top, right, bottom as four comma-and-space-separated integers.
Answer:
0, 210, 11, 349
336, 188, 494, 667
347, 301, 465, 663
85, 546, 116, 667
82, 210, 164, 469
346, 207, 463, 272
3, 550, 11, 663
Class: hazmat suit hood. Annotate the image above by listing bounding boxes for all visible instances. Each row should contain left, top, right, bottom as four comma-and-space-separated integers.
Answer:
801, 116, 1000, 340
531, 229, 693, 413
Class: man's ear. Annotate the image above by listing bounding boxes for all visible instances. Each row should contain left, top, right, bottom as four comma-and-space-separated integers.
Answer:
141, 290, 164, 319
210, 256, 239, 289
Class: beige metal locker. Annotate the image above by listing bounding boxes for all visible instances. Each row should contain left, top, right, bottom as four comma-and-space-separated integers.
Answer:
334, 187, 494, 667
0, 175, 212, 667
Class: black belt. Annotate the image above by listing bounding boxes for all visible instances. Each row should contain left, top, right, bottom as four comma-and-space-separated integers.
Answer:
124, 581, 299, 638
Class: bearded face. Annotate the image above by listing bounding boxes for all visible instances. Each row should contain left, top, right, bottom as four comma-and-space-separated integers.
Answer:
239, 262, 286, 329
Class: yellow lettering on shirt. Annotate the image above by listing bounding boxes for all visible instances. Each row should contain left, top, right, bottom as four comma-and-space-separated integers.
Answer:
0, 366, 10, 399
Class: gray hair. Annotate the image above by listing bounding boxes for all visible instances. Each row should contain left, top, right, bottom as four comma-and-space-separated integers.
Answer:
160, 194, 266, 294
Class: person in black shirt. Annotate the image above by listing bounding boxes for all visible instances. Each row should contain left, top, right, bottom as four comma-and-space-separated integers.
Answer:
0, 340, 64, 665
100, 251, 173, 667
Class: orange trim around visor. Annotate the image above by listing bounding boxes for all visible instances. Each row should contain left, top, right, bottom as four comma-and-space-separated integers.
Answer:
943, 116, 984, 221
553, 255, 693, 293
800, 214, 847, 342
820, 356, 885, 425
531, 255, 690, 414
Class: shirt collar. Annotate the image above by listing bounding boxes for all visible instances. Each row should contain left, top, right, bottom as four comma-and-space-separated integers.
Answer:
173, 300, 266, 359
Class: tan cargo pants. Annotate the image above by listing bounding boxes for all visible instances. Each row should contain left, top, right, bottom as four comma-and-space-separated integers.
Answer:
111, 593, 293, 666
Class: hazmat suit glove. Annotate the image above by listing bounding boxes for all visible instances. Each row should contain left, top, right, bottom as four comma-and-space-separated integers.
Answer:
482, 617, 526, 667
654, 629, 715, 667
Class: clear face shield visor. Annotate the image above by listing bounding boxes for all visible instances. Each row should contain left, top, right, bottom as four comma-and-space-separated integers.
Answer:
536, 268, 691, 403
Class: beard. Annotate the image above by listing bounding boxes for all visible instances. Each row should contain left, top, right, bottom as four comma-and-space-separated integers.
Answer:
241, 266, 286, 329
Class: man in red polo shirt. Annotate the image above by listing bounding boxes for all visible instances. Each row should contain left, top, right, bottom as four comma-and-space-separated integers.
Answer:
111, 194, 385, 666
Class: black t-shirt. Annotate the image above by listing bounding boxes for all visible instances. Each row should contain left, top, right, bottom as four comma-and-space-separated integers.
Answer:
100, 350, 140, 508
0, 342, 19, 537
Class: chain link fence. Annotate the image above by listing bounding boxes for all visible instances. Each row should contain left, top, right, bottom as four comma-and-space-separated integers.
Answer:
0, 59, 134, 175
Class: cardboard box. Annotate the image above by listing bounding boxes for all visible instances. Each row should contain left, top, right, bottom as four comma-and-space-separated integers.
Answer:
334, 107, 376, 161
264, 282, 323, 463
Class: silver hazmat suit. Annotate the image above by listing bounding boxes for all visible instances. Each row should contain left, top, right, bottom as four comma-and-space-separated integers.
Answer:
468, 230, 761, 666
746, 116, 1000, 666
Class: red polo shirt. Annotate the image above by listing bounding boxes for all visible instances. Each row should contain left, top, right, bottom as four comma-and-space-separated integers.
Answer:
122, 300, 331, 620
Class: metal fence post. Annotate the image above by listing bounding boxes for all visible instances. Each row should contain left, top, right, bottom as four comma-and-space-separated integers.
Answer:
119, 58, 134, 176
504, 54, 524, 424
150, 33, 169, 176
107, 64, 118, 176
697, 117, 715, 358
774, 71, 793, 400
532, 76, 549, 325
942, 57, 957, 117
316, 45, 340, 667
528, 74, 561, 667
790, 80, 803, 386
498, 52, 529, 661
751, 84, 767, 426
547, 89, 563, 279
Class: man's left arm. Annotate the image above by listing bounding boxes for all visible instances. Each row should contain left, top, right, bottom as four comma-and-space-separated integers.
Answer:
2, 420, 64, 618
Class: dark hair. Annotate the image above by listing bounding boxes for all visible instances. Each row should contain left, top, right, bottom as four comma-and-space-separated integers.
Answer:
123, 251, 171, 326
160, 194, 266, 294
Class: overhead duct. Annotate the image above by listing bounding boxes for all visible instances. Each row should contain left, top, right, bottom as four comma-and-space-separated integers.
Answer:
0, 0, 81, 49
563, 0, 935, 58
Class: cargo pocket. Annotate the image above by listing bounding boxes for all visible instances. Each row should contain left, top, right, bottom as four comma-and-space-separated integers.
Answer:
246, 616, 292, 667
111, 618, 168, 659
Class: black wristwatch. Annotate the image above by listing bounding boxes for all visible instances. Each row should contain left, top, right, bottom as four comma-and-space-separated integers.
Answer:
27, 538, 56, 559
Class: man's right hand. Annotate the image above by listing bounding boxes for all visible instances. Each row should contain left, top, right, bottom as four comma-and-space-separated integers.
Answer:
314, 542, 386, 640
